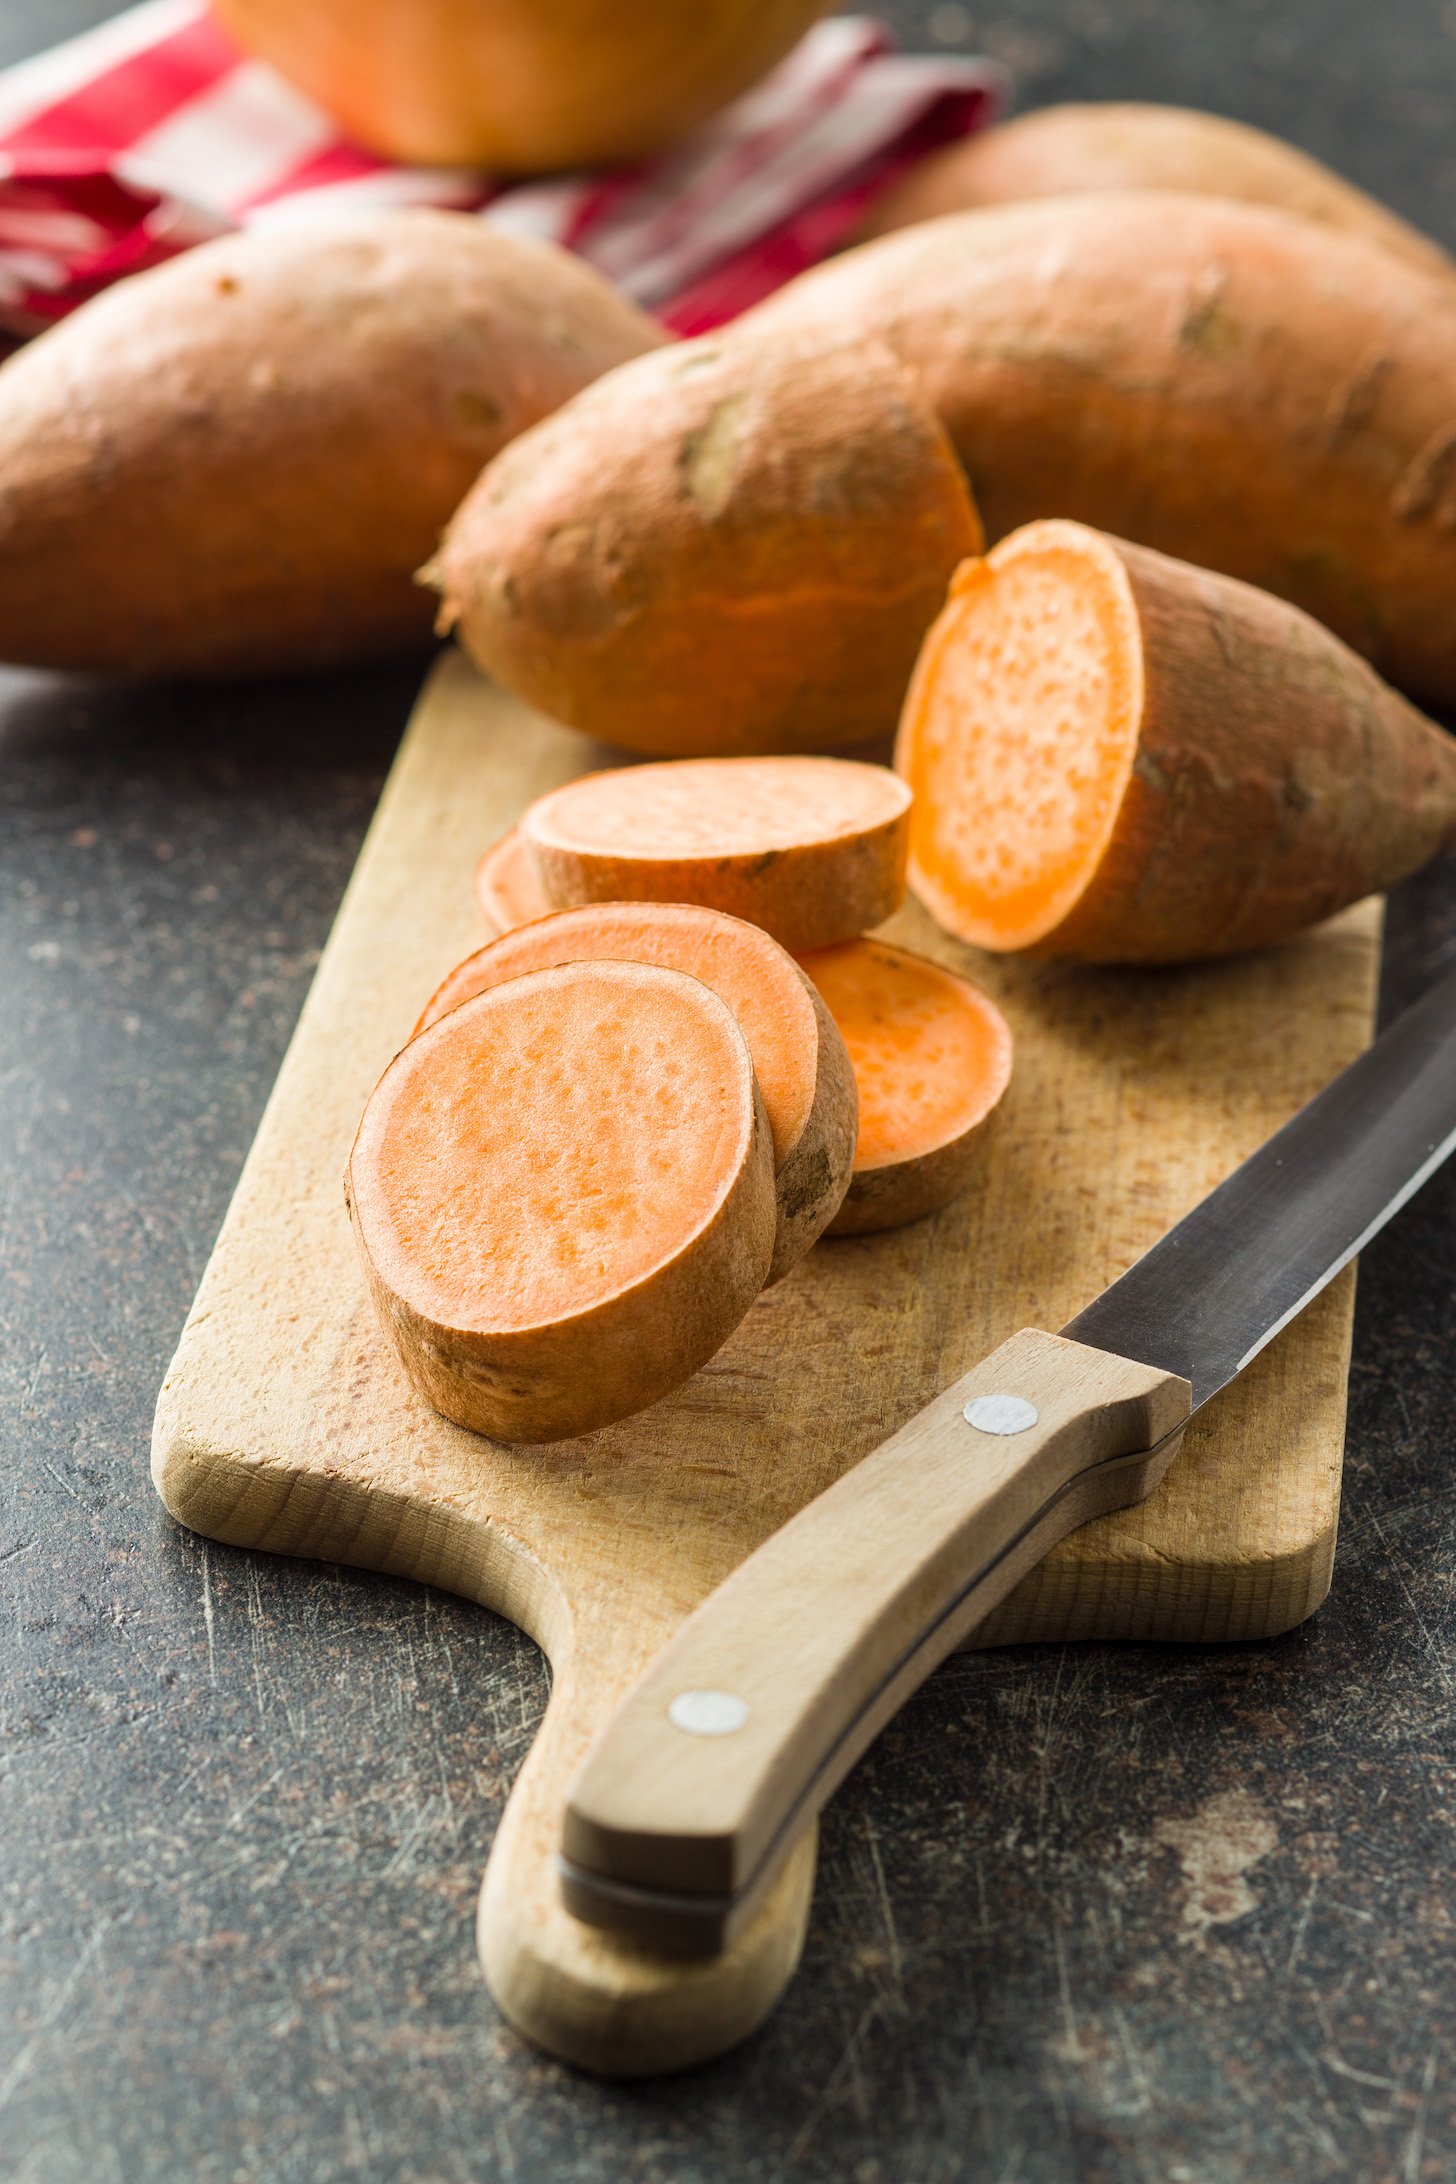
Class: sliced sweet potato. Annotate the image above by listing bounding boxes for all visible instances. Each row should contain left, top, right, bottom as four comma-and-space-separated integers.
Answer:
416, 902, 855, 1280
853, 102, 1452, 278
428, 329, 982, 756
474, 829, 553, 935
796, 939, 1012, 1235
897, 520, 1456, 964
519, 757, 911, 950
347, 960, 777, 1443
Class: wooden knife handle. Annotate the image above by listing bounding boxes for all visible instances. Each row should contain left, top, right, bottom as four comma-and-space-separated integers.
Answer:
559, 1329, 1191, 1955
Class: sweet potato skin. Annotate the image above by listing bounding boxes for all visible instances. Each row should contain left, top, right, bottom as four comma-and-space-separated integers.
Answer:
854, 102, 1452, 277
746, 192, 1456, 707
901, 522, 1456, 964
826, 1127, 994, 1237
0, 212, 664, 676
431, 331, 983, 756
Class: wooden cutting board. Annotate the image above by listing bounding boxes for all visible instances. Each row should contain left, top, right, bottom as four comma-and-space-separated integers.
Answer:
152, 650, 1381, 2078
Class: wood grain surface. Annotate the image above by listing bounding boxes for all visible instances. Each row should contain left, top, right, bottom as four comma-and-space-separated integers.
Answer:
150, 650, 1381, 2076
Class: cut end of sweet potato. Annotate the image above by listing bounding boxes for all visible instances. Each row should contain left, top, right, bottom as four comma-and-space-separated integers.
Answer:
474, 828, 553, 935
899, 516, 1456, 964
897, 522, 1144, 953
522, 755, 911, 950
348, 958, 776, 1442
413, 899, 856, 1284
797, 938, 1013, 1236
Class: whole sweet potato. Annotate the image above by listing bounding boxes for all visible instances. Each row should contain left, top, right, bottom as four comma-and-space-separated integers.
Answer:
855, 102, 1451, 277
431, 330, 981, 756
747, 192, 1456, 707
0, 212, 664, 676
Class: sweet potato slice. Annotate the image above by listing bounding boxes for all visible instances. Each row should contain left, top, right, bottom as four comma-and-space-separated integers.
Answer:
897, 520, 1456, 964
347, 960, 777, 1443
416, 902, 856, 1282
796, 940, 1012, 1236
519, 757, 911, 951
474, 829, 552, 935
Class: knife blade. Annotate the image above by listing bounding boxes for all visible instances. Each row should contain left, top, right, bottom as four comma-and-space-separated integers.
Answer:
559, 956, 1456, 1957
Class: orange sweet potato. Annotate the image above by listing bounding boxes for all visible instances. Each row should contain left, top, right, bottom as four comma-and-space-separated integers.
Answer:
518, 756, 911, 948
796, 939, 1012, 1234
347, 960, 776, 1442
416, 901, 856, 1281
745, 192, 1456, 707
854, 102, 1451, 277
0, 212, 663, 676
897, 520, 1456, 964
428, 331, 981, 755
474, 829, 552, 935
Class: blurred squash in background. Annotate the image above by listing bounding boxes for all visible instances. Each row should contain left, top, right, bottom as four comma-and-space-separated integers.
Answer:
213, 0, 832, 170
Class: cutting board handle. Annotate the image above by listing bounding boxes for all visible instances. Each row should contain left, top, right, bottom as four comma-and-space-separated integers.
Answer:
560, 1329, 1191, 1954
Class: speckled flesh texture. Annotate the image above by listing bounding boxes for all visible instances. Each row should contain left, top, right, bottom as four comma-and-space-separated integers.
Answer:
345, 958, 777, 1442
473, 828, 553, 934
517, 756, 912, 948
744, 191, 1456, 708
429, 331, 983, 755
797, 938, 1012, 1234
897, 520, 1456, 964
413, 902, 856, 1282
0, 212, 664, 676
214, 0, 830, 170
853, 102, 1453, 276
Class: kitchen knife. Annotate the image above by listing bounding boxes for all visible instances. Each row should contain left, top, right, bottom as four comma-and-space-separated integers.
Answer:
559, 955, 1456, 1957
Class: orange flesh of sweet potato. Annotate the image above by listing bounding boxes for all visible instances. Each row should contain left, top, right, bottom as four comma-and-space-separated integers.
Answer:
898, 519, 1456, 963
520, 756, 911, 950
414, 901, 856, 1281
797, 938, 1012, 1235
347, 959, 776, 1443
474, 828, 553, 935
900, 531, 1142, 950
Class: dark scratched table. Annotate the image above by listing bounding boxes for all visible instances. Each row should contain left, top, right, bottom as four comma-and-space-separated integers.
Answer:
3, 5, 1456, 2180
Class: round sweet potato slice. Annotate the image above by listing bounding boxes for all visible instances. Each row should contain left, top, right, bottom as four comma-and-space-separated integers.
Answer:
347, 960, 777, 1442
474, 828, 553, 935
416, 901, 856, 1281
519, 756, 911, 950
796, 939, 1013, 1236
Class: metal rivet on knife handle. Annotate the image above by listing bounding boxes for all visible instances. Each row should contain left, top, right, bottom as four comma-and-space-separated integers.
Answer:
964, 1393, 1039, 1435
668, 1690, 749, 1737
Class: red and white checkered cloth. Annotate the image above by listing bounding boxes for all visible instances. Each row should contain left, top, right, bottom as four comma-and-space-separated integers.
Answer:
0, 3, 1003, 352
